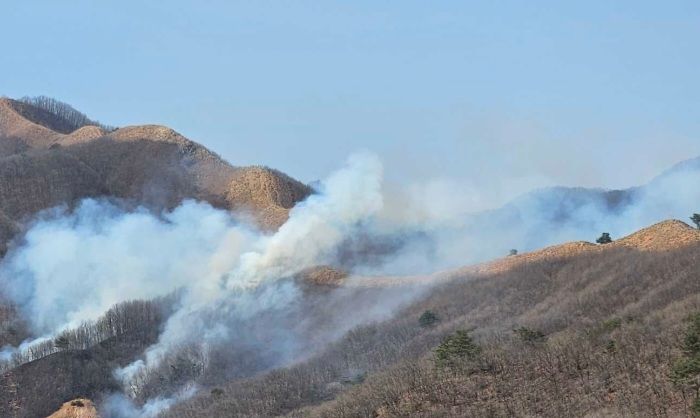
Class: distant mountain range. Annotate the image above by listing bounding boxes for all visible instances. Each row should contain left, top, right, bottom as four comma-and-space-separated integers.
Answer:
447, 154, 700, 263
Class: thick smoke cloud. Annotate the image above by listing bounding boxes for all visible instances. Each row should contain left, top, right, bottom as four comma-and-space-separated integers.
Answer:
2, 153, 381, 333
1, 153, 399, 416
3, 200, 243, 335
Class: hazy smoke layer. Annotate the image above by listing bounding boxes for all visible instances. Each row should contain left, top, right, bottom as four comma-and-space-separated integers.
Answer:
369, 157, 700, 273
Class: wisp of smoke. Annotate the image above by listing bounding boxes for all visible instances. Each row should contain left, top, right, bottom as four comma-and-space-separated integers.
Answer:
368, 157, 700, 273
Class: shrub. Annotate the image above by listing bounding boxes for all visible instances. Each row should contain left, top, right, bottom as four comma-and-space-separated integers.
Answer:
670, 313, 700, 410
694, 398, 700, 416
509, 249, 518, 256
340, 370, 366, 384
691, 214, 700, 229
419, 310, 439, 328
602, 317, 622, 332
682, 313, 700, 355
596, 232, 613, 244
605, 339, 617, 354
513, 326, 546, 343
434, 330, 480, 368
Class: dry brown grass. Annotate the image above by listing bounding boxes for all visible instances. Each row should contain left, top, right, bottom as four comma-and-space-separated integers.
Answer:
0, 97, 312, 247
0, 98, 65, 148
163, 219, 700, 418
346, 219, 700, 289
46, 398, 98, 418
66, 126, 107, 143
298, 266, 349, 287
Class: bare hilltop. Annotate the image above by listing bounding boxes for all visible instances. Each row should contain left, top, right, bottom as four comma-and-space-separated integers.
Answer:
0, 97, 311, 253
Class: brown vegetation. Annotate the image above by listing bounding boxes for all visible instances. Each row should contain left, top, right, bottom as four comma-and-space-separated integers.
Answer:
0, 97, 312, 255
1, 97, 699, 416
0, 299, 168, 418
0, 220, 697, 417
46, 398, 98, 418
298, 266, 349, 287
164, 220, 700, 417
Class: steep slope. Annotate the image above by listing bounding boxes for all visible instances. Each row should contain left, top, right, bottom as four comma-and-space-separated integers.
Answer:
165, 219, 700, 417
0, 97, 312, 252
0, 299, 164, 418
0, 150, 105, 218
0, 149, 106, 254
0, 349, 117, 418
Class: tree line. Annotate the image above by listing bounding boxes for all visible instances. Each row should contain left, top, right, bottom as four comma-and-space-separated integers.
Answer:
0, 298, 167, 371
19, 96, 114, 132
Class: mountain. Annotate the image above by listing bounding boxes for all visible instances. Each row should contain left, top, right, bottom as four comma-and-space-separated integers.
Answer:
0, 97, 312, 253
162, 219, 700, 417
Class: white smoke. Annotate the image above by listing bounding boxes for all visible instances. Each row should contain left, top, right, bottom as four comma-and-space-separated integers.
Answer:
2, 153, 381, 332
114, 152, 383, 380
0, 152, 385, 416
369, 157, 700, 274
101, 386, 197, 418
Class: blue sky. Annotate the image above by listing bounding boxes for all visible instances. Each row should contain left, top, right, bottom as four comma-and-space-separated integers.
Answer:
1, 1, 699, 205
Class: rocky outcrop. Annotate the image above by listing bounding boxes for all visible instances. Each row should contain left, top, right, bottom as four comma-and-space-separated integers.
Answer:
298, 265, 348, 286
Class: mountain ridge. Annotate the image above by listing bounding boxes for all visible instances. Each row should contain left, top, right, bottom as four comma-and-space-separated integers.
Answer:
0, 97, 313, 253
